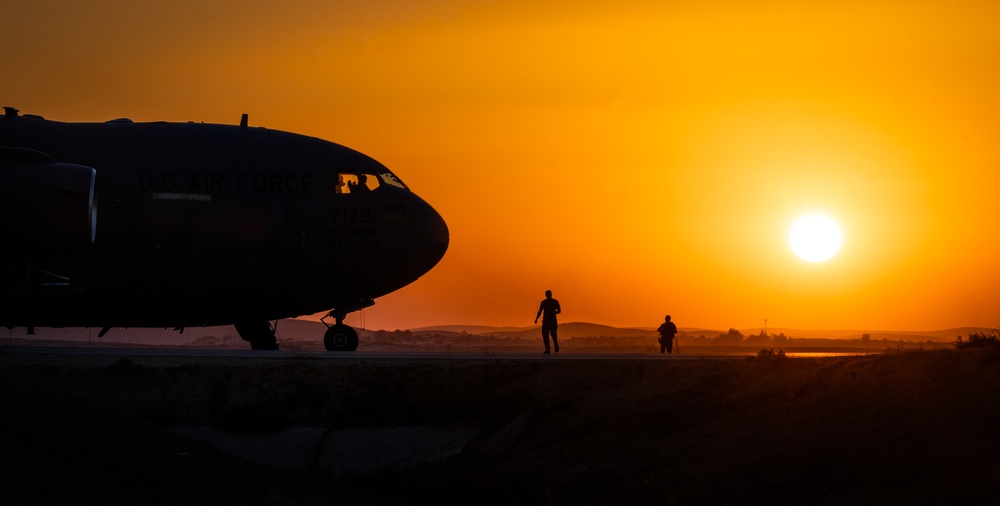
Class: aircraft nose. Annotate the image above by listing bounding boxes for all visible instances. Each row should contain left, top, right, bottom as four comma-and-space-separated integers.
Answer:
410, 195, 449, 272
389, 192, 448, 279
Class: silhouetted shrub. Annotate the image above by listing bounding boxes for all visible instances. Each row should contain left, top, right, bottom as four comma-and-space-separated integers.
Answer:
752, 348, 786, 360
715, 328, 745, 344
955, 330, 1000, 349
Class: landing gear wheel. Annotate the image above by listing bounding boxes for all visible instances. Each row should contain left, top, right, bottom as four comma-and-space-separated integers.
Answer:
324, 324, 358, 351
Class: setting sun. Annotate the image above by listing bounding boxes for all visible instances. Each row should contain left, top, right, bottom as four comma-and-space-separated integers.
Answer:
789, 215, 842, 262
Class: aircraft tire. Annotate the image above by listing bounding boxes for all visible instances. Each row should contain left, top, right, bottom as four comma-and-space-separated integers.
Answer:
324, 324, 359, 351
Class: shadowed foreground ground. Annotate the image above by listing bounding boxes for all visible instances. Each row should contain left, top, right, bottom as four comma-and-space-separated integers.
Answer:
2, 349, 1000, 504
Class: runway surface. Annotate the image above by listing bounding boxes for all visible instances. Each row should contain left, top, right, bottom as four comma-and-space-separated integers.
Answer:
0, 345, 799, 367
1, 343, 992, 505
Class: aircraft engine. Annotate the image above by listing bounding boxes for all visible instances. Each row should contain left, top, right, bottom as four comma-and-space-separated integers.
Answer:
0, 148, 97, 257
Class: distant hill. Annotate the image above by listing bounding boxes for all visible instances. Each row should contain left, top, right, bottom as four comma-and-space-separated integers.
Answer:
0, 320, 335, 347
410, 324, 535, 335
413, 322, 656, 339
413, 323, 990, 343
736, 327, 989, 342
509, 322, 657, 340
3, 320, 991, 347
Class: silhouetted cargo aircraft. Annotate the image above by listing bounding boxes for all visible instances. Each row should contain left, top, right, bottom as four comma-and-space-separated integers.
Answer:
0, 107, 448, 350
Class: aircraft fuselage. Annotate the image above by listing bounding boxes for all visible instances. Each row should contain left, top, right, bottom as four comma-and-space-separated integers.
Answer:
0, 109, 449, 333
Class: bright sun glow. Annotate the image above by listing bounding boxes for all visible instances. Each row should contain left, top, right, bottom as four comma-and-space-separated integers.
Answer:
789, 214, 842, 262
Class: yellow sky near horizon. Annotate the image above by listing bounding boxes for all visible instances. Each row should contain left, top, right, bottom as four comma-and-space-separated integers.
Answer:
5, 0, 1000, 331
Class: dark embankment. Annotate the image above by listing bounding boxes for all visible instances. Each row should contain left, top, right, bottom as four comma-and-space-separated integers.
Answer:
2, 349, 1000, 504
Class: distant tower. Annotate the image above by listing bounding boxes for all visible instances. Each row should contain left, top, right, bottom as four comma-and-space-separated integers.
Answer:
764, 318, 768, 336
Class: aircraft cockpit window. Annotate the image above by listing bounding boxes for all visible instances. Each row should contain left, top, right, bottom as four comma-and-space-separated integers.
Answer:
379, 172, 407, 189
335, 172, 380, 194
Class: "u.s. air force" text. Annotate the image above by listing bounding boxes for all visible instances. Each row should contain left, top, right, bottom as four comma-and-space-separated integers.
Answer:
140, 173, 318, 193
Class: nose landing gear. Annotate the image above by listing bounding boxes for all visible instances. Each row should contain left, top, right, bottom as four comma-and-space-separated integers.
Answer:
323, 323, 359, 351
321, 299, 373, 352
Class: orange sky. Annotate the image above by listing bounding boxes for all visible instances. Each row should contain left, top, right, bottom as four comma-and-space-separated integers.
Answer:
6, 0, 1000, 331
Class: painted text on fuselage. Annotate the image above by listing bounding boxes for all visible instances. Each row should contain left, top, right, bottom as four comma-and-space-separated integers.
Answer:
139, 173, 319, 194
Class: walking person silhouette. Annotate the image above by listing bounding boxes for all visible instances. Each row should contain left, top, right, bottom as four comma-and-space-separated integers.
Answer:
534, 290, 562, 354
657, 315, 678, 354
